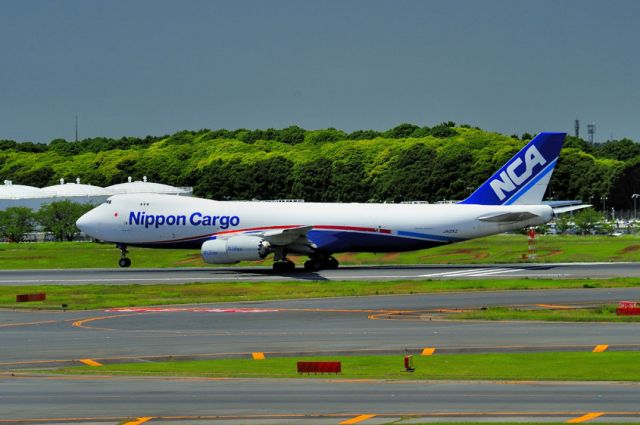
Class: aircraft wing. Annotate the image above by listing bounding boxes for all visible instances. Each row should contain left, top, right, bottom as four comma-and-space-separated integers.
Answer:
260, 225, 313, 246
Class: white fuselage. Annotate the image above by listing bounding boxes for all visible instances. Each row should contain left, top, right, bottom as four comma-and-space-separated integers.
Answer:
77, 194, 553, 253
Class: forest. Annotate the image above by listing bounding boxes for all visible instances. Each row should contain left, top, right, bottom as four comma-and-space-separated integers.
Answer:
1, 123, 638, 210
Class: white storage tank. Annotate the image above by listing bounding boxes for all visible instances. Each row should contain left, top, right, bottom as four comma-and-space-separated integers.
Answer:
106, 176, 191, 196
0, 180, 55, 210
43, 178, 113, 206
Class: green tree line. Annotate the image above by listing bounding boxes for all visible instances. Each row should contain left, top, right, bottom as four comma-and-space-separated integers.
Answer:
1, 124, 639, 209
0, 201, 93, 242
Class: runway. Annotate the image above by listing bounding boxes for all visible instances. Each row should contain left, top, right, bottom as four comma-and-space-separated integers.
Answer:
2, 262, 640, 285
4, 281, 640, 422
4, 375, 640, 424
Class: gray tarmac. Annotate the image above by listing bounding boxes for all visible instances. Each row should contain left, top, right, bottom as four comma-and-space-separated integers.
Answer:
3, 287, 640, 368
2, 262, 640, 285
3, 267, 640, 423
0, 288, 640, 370
3, 375, 640, 424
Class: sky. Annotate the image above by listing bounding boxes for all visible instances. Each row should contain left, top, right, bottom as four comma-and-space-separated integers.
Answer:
1, 0, 638, 143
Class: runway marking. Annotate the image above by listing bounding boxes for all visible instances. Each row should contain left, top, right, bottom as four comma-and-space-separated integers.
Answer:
339, 414, 377, 424
3, 411, 640, 424
0, 320, 58, 328
419, 268, 523, 277
421, 347, 436, 356
566, 412, 604, 423
536, 304, 580, 309
79, 359, 102, 367
593, 344, 609, 353
123, 417, 153, 425
72, 313, 146, 330
419, 268, 487, 277
105, 307, 279, 313
252, 352, 265, 360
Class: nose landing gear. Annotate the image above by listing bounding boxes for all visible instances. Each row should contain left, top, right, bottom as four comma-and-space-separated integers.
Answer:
117, 244, 131, 268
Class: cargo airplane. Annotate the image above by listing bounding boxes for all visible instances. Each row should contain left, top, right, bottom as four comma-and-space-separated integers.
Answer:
77, 132, 587, 271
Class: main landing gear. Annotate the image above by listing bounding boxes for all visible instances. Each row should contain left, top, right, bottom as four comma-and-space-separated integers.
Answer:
272, 259, 296, 273
304, 254, 339, 272
271, 248, 296, 273
118, 244, 131, 268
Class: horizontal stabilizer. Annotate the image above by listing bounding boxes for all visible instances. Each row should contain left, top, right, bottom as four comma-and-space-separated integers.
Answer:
477, 211, 540, 222
543, 200, 584, 208
553, 204, 592, 214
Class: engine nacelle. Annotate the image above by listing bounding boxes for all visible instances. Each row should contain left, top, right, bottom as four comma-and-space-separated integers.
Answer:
201, 236, 271, 264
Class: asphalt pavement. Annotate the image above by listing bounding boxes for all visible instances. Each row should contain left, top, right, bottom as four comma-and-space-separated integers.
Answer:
1, 262, 640, 285
3, 267, 640, 423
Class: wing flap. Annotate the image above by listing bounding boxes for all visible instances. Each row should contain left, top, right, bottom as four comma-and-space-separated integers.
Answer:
261, 225, 313, 246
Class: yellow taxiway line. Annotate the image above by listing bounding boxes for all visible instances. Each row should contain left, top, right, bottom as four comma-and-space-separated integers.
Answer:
122, 417, 153, 425
566, 412, 604, 423
79, 359, 102, 367
339, 414, 377, 424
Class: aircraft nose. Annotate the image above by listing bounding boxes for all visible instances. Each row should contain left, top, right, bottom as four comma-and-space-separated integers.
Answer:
76, 209, 98, 236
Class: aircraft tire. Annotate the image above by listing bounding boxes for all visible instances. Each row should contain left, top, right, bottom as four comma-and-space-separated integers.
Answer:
304, 260, 321, 272
285, 260, 296, 272
119, 258, 131, 268
325, 257, 339, 269
273, 261, 296, 273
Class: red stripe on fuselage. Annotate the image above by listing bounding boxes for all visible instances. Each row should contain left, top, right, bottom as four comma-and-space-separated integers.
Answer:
144, 224, 392, 245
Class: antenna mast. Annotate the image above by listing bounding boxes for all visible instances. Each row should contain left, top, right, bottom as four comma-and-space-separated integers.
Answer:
587, 123, 596, 144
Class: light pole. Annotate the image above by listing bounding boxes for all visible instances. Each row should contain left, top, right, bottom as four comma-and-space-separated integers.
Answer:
632, 194, 640, 221
602, 196, 608, 219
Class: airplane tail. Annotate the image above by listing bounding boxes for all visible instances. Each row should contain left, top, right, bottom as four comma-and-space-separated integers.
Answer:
460, 132, 566, 206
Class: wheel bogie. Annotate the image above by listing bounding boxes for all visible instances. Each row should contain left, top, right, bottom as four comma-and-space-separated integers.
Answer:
273, 260, 295, 273
304, 255, 338, 272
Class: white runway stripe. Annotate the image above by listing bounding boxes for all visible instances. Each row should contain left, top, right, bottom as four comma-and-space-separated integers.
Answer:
419, 268, 523, 277
419, 268, 487, 277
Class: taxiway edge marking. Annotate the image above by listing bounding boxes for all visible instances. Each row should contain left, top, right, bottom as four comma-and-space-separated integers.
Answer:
566, 412, 604, 423
339, 414, 377, 424
123, 417, 153, 425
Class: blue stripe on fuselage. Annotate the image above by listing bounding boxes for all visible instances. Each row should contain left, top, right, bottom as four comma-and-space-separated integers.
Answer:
123, 228, 462, 252
307, 230, 448, 253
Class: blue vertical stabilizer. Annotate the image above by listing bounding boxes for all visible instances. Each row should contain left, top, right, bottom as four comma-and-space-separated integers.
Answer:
460, 132, 566, 205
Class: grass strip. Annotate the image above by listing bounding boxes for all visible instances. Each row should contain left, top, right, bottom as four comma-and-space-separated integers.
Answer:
449, 305, 640, 322
2, 234, 640, 269
2, 278, 640, 310
51, 352, 640, 381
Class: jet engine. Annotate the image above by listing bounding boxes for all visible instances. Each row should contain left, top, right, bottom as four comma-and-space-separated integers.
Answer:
201, 236, 271, 264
